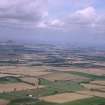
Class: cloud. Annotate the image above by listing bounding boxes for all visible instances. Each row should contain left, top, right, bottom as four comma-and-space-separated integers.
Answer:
63, 7, 97, 31
0, 0, 105, 36
47, 7, 95, 27
75, 7, 96, 21
47, 19, 64, 28
0, 0, 48, 26
48, 6, 105, 33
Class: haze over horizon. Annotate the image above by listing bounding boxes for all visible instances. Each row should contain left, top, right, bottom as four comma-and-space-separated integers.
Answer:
0, 0, 105, 46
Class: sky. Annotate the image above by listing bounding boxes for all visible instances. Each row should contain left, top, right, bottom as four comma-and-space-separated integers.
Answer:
0, 0, 105, 46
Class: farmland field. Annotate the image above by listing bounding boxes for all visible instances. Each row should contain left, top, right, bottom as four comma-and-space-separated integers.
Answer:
0, 76, 22, 84
41, 72, 90, 82
67, 71, 105, 80
90, 80, 105, 86
60, 67, 105, 76
39, 92, 93, 103
0, 83, 44, 93
20, 77, 38, 85
77, 90, 105, 98
0, 66, 52, 77
0, 74, 20, 78
81, 83, 105, 90
8, 97, 105, 105
78, 80, 105, 98
39, 79, 84, 95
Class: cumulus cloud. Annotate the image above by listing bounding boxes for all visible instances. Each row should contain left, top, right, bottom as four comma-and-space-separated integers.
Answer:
0, 0, 48, 26
48, 6, 105, 33
47, 19, 64, 27
75, 7, 96, 22
63, 6, 97, 31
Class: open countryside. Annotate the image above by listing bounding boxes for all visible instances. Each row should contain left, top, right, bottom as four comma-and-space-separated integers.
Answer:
0, 42, 105, 105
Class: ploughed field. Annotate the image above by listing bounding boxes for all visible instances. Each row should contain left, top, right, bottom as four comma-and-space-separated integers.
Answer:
39, 92, 93, 103
0, 83, 44, 93
41, 72, 90, 82
0, 66, 51, 77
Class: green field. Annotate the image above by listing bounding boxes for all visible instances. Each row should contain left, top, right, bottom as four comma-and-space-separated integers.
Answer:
68, 71, 105, 80
0, 76, 22, 84
39, 79, 84, 96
